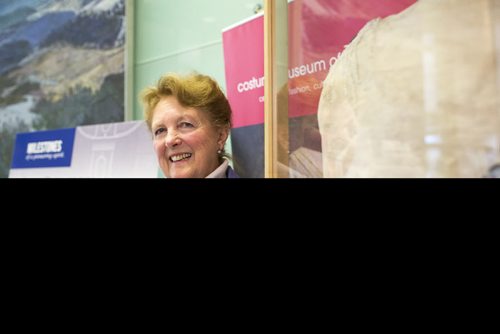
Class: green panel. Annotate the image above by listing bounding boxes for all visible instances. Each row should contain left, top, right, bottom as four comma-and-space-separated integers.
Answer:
135, 0, 260, 63
133, 43, 226, 120
133, 0, 262, 121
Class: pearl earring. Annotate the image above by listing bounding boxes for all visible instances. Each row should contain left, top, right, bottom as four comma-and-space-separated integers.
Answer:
217, 149, 222, 154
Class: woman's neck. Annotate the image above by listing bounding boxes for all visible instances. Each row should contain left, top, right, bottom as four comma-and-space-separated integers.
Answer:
206, 160, 229, 178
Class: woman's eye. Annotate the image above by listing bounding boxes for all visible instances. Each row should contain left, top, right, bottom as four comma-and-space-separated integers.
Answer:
179, 122, 193, 128
154, 128, 166, 136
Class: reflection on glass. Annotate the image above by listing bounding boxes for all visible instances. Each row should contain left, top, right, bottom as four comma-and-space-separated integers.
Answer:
285, 0, 416, 177
315, 0, 500, 177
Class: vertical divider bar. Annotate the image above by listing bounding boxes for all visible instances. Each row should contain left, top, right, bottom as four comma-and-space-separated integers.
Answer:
265, 0, 289, 178
125, 0, 135, 121
264, 0, 276, 178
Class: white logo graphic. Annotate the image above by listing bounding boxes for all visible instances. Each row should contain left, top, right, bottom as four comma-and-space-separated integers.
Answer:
27, 140, 63, 154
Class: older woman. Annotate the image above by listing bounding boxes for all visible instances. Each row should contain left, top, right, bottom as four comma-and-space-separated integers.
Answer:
142, 73, 239, 178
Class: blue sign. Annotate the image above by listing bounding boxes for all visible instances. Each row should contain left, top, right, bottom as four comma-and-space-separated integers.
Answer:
11, 128, 76, 169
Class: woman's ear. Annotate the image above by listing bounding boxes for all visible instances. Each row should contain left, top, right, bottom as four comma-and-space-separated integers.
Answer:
217, 127, 229, 147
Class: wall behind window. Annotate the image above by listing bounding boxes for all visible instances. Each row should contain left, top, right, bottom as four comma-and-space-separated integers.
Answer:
131, 0, 261, 121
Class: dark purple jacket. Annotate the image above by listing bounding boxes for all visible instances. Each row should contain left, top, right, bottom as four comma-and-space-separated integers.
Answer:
226, 166, 240, 178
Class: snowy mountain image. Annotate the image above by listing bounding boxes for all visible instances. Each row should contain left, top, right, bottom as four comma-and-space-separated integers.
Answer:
0, 0, 125, 177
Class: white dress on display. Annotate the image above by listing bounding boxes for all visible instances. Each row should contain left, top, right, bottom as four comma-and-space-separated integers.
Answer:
318, 0, 500, 177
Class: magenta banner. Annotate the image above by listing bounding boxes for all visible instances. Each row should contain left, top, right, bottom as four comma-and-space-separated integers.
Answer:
288, 0, 417, 118
222, 14, 264, 129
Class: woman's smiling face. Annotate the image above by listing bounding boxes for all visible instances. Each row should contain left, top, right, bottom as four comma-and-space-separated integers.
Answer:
151, 96, 227, 178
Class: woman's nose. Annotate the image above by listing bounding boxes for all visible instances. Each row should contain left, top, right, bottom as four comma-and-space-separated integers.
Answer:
165, 131, 181, 148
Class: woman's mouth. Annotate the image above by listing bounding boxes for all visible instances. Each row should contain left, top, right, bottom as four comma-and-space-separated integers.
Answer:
170, 153, 192, 162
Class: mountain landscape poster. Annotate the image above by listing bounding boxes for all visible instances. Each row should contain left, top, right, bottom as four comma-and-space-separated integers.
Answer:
0, 0, 125, 177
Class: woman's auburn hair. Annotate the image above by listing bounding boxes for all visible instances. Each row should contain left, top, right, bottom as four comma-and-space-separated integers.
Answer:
141, 72, 232, 132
